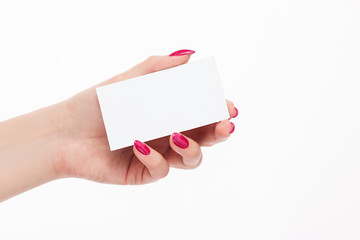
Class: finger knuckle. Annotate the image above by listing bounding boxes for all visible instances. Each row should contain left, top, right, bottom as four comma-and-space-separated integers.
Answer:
159, 167, 170, 179
151, 158, 163, 169
150, 159, 169, 179
145, 55, 162, 72
146, 55, 156, 62
186, 150, 203, 169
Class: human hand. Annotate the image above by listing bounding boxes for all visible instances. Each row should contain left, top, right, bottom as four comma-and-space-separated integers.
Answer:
56, 50, 238, 184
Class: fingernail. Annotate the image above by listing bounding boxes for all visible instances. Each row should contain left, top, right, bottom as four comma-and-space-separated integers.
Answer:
172, 132, 189, 149
134, 140, 151, 155
169, 49, 195, 57
229, 122, 235, 134
233, 107, 239, 118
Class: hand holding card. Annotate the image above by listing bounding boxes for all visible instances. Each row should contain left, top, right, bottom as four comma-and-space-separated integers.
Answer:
58, 50, 238, 184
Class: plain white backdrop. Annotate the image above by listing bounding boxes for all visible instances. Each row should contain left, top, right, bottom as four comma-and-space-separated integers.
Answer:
0, 0, 360, 239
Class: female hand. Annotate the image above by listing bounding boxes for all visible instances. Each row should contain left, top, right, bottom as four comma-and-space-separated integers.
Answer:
0, 50, 238, 201
57, 50, 238, 184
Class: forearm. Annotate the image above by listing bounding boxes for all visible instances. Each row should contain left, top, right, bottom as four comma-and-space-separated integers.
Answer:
0, 103, 66, 202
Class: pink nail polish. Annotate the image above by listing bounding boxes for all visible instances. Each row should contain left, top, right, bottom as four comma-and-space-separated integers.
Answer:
169, 49, 195, 57
229, 122, 235, 134
134, 140, 150, 155
233, 107, 238, 118
172, 132, 189, 149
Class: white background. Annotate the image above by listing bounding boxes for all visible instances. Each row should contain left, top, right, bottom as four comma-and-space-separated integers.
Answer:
0, 0, 360, 239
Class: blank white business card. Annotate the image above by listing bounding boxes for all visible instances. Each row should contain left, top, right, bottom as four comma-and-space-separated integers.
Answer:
96, 57, 229, 151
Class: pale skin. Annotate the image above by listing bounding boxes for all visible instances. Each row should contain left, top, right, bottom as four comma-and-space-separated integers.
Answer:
0, 52, 237, 202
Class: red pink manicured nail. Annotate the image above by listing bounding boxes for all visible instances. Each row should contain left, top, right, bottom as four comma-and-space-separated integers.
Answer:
134, 140, 150, 155
229, 122, 235, 134
169, 49, 195, 56
172, 132, 189, 149
234, 107, 238, 118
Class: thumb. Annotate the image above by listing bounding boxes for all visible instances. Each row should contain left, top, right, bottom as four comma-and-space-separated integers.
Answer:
101, 49, 195, 86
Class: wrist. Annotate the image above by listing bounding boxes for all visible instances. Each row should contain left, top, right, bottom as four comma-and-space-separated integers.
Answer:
44, 101, 74, 180
0, 102, 71, 201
